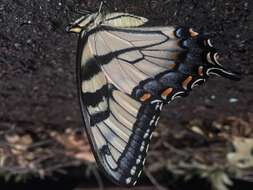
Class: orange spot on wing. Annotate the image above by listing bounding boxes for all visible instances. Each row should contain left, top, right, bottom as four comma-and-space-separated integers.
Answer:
182, 76, 193, 90
140, 93, 151, 102
189, 28, 199, 37
161, 88, 173, 99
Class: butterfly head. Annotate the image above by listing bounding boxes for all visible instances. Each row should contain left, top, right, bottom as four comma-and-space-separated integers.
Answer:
67, 1, 109, 33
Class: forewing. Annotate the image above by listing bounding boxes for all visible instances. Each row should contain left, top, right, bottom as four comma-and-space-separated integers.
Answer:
90, 27, 179, 97
78, 31, 163, 186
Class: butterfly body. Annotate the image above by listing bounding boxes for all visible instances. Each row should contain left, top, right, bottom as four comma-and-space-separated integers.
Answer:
68, 12, 239, 186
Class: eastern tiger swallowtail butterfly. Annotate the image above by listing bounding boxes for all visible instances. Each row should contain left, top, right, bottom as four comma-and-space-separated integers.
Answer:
67, 9, 240, 186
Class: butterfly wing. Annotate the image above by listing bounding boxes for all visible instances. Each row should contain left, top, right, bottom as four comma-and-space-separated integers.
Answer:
77, 26, 239, 186
103, 12, 148, 28
77, 30, 163, 186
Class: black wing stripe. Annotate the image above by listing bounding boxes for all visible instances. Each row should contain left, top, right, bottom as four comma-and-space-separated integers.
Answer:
82, 88, 107, 107
80, 58, 102, 81
89, 111, 110, 126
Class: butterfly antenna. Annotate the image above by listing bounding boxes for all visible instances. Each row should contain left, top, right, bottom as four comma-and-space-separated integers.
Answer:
102, 0, 111, 9
98, 0, 111, 13
98, 1, 104, 14
74, 6, 92, 15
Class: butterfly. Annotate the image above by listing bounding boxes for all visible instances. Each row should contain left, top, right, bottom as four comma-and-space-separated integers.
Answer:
67, 6, 240, 186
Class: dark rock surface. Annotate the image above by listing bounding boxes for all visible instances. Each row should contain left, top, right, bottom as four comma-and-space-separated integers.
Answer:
0, 0, 252, 130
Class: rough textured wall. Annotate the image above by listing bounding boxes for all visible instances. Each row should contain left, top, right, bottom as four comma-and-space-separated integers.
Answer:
0, 0, 252, 186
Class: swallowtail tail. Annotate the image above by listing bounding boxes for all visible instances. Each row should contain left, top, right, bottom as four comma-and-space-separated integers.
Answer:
67, 9, 239, 186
